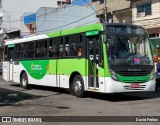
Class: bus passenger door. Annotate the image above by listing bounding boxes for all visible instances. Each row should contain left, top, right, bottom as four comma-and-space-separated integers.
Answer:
8, 47, 15, 81
87, 36, 100, 89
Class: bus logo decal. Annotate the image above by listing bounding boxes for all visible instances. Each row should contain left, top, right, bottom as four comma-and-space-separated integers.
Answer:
31, 64, 42, 71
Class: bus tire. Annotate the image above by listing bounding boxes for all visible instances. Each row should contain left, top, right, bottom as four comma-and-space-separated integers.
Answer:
72, 75, 85, 98
20, 72, 28, 89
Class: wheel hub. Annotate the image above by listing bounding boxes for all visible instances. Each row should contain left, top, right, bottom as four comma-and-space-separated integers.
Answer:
74, 81, 82, 93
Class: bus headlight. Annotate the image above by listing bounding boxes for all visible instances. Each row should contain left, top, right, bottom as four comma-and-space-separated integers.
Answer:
150, 70, 155, 80
110, 70, 119, 81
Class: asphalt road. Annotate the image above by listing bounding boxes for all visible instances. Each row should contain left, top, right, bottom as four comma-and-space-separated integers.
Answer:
0, 75, 160, 125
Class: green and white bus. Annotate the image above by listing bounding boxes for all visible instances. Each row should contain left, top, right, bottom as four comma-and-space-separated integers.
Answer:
3, 23, 155, 97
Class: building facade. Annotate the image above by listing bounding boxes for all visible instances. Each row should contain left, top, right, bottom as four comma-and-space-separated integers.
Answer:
0, 0, 71, 60
95, 0, 132, 23
129, 0, 160, 37
36, 5, 100, 35
21, 13, 36, 38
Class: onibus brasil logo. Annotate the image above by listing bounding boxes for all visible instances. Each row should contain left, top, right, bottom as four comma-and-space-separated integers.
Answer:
31, 64, 43, 71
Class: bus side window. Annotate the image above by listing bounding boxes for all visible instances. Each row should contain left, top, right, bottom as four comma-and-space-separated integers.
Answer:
58, 38, 63, 57
64, 37, 69, 57
35, 40, 47, 58
8, 47, 15, 61
48, 37, 62, 58
15, 44, 20, 59
68, 34, 82, 57
49, 38, 59, 58
23, 42, 34, 59
4, 46, 8, 60
49, 39, 54, 58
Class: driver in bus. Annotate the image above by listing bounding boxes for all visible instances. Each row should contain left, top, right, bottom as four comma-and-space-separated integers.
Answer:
118, 38, 129, 59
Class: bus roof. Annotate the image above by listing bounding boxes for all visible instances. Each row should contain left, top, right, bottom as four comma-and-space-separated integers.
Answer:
5, 34, 48, 45
47, 23, 103, 38
5, 23, 103, 45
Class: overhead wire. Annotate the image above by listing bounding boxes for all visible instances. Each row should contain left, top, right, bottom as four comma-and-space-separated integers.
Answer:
4, 0, 114, 34
83, 0, 105, 23
2, 0, 83, 24
37, 8, 104, 33
9, 0, 113, 22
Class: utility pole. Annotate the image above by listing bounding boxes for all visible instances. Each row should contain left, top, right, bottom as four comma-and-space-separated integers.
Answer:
104, 0, 107, 22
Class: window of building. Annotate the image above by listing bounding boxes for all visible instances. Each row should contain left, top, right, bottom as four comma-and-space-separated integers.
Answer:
32, 27, 36, 33
96, 0, 104, 4
137, 2, 151, 17
149, 33, 159, 38
57, 0, 71, 6
57, 1, 65, 6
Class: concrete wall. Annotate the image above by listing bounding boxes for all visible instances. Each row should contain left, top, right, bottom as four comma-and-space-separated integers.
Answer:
132, 0, 160, 29
20, 12, 36, 37
113, 9, 132, 24
36, 5, 100, 34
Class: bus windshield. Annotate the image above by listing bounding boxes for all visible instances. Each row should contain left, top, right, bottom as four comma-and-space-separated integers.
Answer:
107, 34, 153, 66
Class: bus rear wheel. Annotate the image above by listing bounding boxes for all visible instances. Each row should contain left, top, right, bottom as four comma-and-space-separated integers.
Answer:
20, 72, 28, 89
71, 75, 85, 98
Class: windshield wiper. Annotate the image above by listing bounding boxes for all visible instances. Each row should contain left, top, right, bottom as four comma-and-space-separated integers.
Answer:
116, 35, 129, 51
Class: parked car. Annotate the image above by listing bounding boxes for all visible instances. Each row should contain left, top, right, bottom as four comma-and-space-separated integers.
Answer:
0, 62, 2, 75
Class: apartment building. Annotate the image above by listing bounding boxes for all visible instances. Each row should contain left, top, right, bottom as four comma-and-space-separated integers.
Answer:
129, 0, 160, 37
95, 0, 132, 23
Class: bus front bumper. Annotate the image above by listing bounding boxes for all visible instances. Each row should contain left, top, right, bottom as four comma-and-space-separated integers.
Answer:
105, 78, 156, 93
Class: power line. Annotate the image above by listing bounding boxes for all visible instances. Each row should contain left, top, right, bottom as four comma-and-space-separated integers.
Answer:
2, 0, 82, 23
21, 0, 83, 21
83, 0, 105, 23
18, 0, 114, 21
2, 0, 114, 23
74, 19, 99, 27
37, 0, 101, 29
37, 8, 103, 33
3, 0, 114, 34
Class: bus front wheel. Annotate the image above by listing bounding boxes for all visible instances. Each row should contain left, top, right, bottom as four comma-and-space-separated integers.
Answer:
71, 75, 85, 98
20, 72, 28, 89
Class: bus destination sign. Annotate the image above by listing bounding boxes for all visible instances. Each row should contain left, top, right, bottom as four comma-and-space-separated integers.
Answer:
107, 25, 145, 35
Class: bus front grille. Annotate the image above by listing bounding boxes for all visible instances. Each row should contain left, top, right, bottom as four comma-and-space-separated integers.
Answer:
110, 66, 153, 76
118, 71, 149, 76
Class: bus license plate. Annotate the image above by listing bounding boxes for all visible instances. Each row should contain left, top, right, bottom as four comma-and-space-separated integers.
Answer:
131, 84, 140, 88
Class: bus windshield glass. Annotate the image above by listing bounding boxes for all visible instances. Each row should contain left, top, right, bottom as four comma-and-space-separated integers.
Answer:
107, 34, 153, 66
